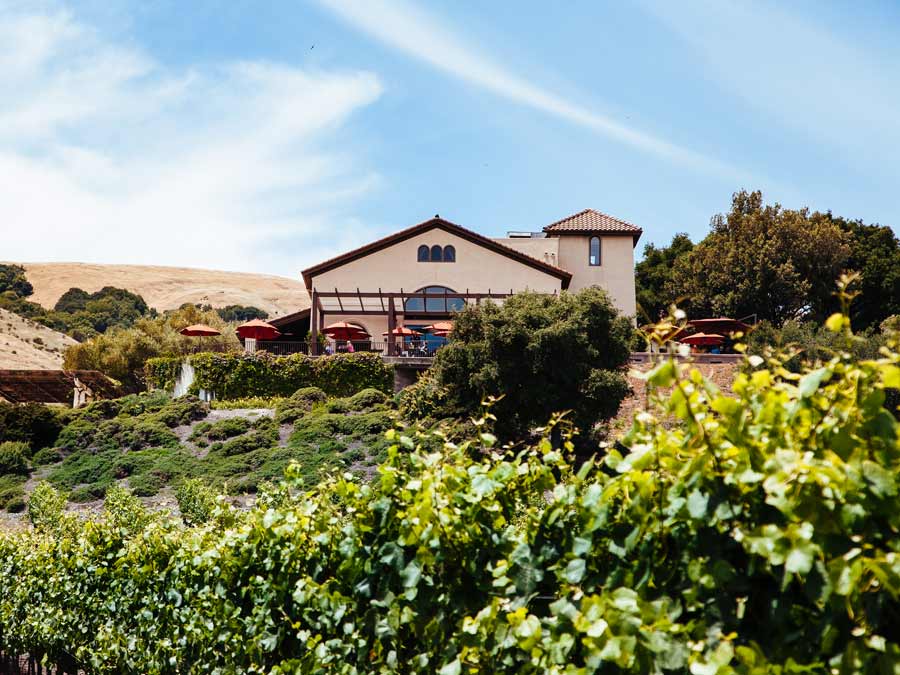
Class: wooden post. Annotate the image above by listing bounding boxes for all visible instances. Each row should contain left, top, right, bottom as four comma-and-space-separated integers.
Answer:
387, 297, 396, 356
310, 288, 318, 355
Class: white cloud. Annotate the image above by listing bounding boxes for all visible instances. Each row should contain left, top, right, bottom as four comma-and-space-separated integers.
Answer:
0, 4, 384, 275
317, 0, 743, 179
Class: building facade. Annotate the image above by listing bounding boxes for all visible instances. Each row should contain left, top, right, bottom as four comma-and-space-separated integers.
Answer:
274, 209, 641, 353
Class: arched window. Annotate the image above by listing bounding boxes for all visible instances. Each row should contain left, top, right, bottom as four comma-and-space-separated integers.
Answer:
417, 245, 429, 262
430, 245, 443, 262
404, 286, 466, 313
443, 245, 456, 262
589, 237, 601, 266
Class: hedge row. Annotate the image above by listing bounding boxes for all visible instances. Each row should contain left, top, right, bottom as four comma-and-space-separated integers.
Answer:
146, 352, 394, 400
6, 324, 900, 672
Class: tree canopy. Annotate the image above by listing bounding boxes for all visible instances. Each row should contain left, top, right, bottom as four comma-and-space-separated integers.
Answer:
429, 287, 632, 441
634, 233, 693, 322
670, 190, 851, 325
0, 264, 33, 298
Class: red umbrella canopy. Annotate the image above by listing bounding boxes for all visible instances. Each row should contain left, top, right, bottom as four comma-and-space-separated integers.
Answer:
323, 322, 370, 341
681, 332, 725, 346
236, 319, 281, 341
423, 321, 454, 333
179, 324, 221, 337
383, 326, 421, 336
688, 318, 750, 335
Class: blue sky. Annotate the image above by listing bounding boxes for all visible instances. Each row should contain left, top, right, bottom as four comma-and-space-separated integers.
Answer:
3, 0, 900, 277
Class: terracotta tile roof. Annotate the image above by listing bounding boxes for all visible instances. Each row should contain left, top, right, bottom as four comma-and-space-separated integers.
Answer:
301, 217, 572, 289
543, 209, 643, 243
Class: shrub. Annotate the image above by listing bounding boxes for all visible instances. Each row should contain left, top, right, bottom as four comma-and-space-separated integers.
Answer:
429, 287, 632, 441
275, 386, 327, 424
27, 481, 67, 530
396, 372, 447, 421
346, 387, 389, 411
204, 417, 252, 441
4, 496, 25, 513
210, 397, 285, 410
127, 473, 165, 497
0, 402, 64, 452
175, 478, 218, 526
31, 447, 62, 466
189, 352, 392, 400
103, 486, 152, 533
144, 357, 183, 391
0, 477, 25, 512
0, 441, 29, 475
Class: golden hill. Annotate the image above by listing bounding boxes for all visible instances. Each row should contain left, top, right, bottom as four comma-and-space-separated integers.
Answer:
0, 308, 76, 369
18, 263, 310, 318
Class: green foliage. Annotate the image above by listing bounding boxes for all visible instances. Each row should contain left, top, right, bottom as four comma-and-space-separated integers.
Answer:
275, 386, 327, 424
103, 485, 153, 534
64, 304, 240, 391
746, 318, 884, 370
40, 285, 152, 339
7, 306, 900, 671
215, 304, 268, 322
634, 232, 694, 322
0, 474, 26, 512
396, 372, 448, 421
831, 216, 900, 329
0, 264, 32, 297
0, 401, 65, 452
190, 351, 392, 400
429, 287, 632, 441
143, 356, 183, 391
210, 396, 286, 410
0, 441, 29, 475
31, 447, 62, 466
27, 481, 67, 531
175, 478, 218, 526
671, 190, 851, 324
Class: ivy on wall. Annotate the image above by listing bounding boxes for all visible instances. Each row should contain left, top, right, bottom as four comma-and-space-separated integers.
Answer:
145, 352, 393, 399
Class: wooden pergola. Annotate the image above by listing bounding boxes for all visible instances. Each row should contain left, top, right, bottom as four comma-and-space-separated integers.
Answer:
309, 288, 520, 355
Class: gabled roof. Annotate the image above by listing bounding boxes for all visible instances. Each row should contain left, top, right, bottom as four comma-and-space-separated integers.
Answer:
301, 217, 572, 290
543, 209, 642, 245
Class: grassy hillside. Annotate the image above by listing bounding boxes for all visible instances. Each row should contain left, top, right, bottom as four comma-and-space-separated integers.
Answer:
0, 308, 76, 369
16, 262, 310, 318
0, 388, 394, 521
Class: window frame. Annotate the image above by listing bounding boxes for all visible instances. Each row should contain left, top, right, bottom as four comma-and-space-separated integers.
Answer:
430, 244, 443, 262
443, 245, 456, 262
589, 236, 601, 267
417, 245, 429, 262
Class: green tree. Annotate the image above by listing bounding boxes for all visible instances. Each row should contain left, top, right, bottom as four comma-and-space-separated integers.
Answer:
828, 216, 900, 329
64, 304, 239, 391
430, 287, 632, 441
672, 190, 850, 325
216, 305, 269, 322
0, 264, 33, 298
634, 233, 693, 322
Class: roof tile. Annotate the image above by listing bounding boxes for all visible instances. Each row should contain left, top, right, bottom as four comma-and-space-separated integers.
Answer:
543, 208, 643, 237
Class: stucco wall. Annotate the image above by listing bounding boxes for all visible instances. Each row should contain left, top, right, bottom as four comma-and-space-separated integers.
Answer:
494, 237, 560, 268
555, 235, 637, 317
310, 229, 564, 296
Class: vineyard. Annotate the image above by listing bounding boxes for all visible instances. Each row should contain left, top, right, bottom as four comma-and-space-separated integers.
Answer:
3, 314, 900, 673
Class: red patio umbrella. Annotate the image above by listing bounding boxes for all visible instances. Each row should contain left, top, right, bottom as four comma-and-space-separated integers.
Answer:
688, 318, 750, 334
383, 326, 422, 337
236, 319, 281, 341
179, 324, 221, 350
179, 324, 221, 337
680, 332, 725, 347
323, 321, 370, 341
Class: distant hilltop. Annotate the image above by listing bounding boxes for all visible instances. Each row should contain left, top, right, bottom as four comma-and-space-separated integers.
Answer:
13, 262, 310, 318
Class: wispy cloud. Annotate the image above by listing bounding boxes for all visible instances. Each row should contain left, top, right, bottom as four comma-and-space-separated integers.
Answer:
0, 4, 384, 275
317, 0, 742, 178
639, 0, 900, 177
